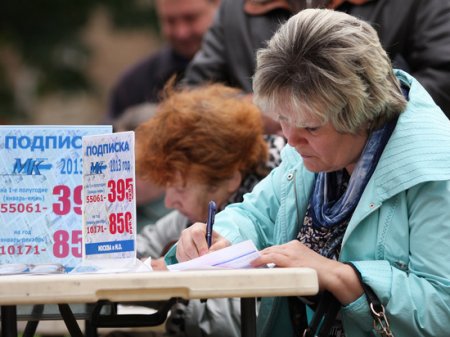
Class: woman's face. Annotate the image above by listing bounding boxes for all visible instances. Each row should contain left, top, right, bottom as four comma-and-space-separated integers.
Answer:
278, 109, 368, 174
164, 172, 236, 223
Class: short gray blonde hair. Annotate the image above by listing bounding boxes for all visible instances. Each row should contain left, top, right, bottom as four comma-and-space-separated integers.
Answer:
253, 9, 407, 133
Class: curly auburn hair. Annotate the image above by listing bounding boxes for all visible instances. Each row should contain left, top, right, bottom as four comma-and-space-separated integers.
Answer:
136, 83, 268, 188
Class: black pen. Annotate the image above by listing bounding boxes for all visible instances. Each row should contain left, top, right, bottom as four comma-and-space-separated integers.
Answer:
205, 200, 216, 248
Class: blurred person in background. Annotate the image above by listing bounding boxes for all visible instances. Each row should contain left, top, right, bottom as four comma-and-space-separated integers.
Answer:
182, 0, 450, 120
135, 82, 286, 263
135, 82, 286, 336
108, 0, 220, 121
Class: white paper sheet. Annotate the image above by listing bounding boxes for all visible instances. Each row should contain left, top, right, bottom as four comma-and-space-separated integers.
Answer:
167, 240, 260, 271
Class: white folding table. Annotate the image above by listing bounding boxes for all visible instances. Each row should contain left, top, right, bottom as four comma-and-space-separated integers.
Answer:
0, 268, 318, 337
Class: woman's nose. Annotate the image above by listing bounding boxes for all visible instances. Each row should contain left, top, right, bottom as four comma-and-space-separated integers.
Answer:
164, 188, 178, 209
282, 124, 306, 147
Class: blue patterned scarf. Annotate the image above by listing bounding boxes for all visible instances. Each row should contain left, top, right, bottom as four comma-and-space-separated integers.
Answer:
310, 118, 398, 229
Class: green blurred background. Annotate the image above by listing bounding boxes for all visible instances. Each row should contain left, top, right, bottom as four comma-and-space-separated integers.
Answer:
0, 0, 161, 125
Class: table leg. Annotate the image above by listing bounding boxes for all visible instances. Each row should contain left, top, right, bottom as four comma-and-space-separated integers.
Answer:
240, 298, 256, 337
58, 304, 84, 337
1, 305, 18, 337
23, 304, 45, 337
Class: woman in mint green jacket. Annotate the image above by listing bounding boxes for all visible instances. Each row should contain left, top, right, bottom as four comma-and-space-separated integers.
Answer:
167, 9, 450, 336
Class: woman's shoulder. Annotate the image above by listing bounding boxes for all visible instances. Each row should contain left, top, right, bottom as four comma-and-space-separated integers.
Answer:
373, 72, 450, 197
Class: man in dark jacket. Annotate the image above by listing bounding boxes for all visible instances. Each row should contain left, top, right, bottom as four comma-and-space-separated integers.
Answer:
108, 0, 219, 120
182, 0, 450, 117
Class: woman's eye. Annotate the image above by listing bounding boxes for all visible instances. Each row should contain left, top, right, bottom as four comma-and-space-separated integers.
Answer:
305, 127, 319, 132
277, 115, 289, 123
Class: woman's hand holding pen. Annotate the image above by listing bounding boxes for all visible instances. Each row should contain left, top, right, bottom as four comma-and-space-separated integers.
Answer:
176, 222, 231, 262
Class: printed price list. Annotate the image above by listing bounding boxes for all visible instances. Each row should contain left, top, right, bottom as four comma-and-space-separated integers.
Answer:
82, 131, 136, 260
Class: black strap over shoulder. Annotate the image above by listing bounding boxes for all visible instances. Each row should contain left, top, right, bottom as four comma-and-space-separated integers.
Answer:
344, 262, 394, 337
344, 262, 383, 314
